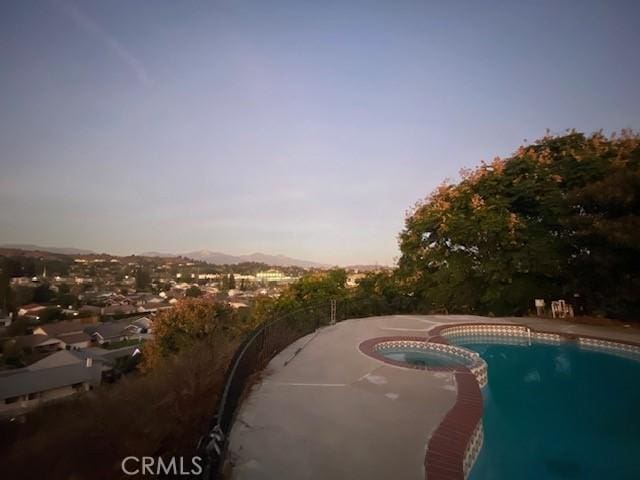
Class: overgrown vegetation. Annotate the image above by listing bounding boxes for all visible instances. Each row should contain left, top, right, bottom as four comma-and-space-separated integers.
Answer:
1, 336, 237, 479
0, 282, 350, 479
141, 298, 259, 371
0, 299, 255, 480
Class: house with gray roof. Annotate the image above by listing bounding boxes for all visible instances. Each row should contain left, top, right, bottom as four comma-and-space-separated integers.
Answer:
127, 315, 153, 334
83, 320, 142, 345
26, 349, 106, 371
32, 320, 94, 349
33, 320, 88, 337
10, 334, 63, 352
0, 359, 103, 416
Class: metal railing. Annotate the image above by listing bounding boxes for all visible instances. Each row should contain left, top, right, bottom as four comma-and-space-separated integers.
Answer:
197, 296, 408, 478
197, 301, 332, 478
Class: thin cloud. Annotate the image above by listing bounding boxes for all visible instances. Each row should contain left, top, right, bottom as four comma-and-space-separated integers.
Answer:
55, 0, 151, 86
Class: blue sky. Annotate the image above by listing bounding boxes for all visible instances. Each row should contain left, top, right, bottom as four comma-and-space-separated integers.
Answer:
1, 0, 639, 265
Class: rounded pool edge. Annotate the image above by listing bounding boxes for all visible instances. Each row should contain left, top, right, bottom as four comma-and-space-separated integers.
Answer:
358, 323, 640, 480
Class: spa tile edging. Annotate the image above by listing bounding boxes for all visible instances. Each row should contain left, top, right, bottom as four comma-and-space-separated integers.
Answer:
358, 337, 488, 388
359, 322, 640, 480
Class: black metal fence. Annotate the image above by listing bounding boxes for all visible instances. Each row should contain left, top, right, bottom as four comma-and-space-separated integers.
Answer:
197, 296, 405, 479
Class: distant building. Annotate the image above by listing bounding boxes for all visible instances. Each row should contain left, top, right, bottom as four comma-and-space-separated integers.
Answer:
346, 273, 366, 288
197, 273, 220, 280
11, 277, 34, 286
255, 270, 295, 284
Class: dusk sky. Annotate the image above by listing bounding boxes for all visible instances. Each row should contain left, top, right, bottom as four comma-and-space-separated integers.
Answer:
1, 1, 639, 265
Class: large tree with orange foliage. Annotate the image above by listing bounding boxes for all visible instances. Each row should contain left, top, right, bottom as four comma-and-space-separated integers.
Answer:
398, 131, 640, 318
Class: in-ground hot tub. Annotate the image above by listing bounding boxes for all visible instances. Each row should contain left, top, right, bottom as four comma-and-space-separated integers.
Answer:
358, 337, 488, 387
379, 345, 475, 367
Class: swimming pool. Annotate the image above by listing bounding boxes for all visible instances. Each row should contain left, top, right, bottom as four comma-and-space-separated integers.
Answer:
451, 340, 640, 479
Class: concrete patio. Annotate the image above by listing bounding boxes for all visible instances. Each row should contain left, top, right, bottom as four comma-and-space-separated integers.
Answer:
225, 315, 640, 479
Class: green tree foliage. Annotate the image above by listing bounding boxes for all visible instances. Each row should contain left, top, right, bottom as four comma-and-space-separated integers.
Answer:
6, 317, 29, 336
0, 257, 23, 277
351, 270, 415, 314
13, 286, 34, 307
185, 285, 202, 298
37, 307, 63, 323
0, 268, 13, 313
142, 298, 248, 370
1, 339, 25, 367
398, 131, 640, 318
240, 269, 349, 336
58, 293, 78, 309
33, 283, 55, 303
220, 274, 237, 290
277, 269, 347, 308
135, 268, 152, 291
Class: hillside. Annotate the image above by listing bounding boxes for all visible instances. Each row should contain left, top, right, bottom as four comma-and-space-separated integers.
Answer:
141, 250, 329, 268
1, 244, 95, 256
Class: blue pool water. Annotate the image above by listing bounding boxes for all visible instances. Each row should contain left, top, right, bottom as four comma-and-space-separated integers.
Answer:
379, 348, 473, 367
452, 340, 640, 479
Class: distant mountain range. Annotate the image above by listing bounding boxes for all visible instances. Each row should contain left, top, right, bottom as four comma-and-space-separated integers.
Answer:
140, 250, 330, 268
1, 244, 392, 269
1, 244, 95, 255
0, 244, 329, 268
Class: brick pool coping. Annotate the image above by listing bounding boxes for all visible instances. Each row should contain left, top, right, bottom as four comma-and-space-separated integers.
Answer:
358, 322, 640, 480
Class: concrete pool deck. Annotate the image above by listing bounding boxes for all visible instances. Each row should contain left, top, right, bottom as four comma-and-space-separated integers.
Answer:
226, 315, 640, 480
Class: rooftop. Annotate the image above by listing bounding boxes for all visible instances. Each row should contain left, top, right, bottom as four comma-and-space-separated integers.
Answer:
36, 320, 92, 337
0, 362, 103, 401
11, 335, 60, 349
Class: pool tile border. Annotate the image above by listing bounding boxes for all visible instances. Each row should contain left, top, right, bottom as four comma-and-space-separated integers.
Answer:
359, 322, 640, 480
430, 323, 640, 359
358, 336, 488, 386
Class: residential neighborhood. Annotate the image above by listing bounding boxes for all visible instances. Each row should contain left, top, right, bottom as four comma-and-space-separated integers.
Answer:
0, 248, 382, 417
0, 315, 147, 415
